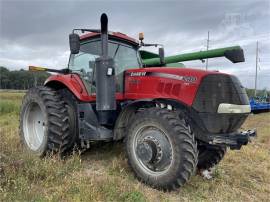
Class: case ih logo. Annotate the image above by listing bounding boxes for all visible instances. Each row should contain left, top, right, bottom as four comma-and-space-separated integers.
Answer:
128, 72, 197, 83
130, 72, 147, 77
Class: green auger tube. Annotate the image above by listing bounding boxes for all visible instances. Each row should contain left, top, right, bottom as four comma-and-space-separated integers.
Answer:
142, 46, 245, 66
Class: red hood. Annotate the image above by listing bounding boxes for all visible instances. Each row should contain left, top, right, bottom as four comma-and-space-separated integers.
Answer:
124, 67, 230, 105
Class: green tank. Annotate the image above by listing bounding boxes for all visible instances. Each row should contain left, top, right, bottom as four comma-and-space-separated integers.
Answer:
141, 46, 245, 67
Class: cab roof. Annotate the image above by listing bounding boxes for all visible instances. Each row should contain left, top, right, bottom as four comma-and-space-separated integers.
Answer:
80, 32, 139, 46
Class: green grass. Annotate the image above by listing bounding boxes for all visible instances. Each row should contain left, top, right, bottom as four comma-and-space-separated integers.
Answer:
0, 100, 20, 115
0, 91, 23, 115
0, 91, 270, 201
0, 91, 25, 100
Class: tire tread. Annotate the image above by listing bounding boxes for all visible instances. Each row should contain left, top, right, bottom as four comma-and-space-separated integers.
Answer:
126, 107, 198, 191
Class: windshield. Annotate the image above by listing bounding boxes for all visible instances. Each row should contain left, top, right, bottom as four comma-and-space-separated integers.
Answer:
68, 40, 141, 75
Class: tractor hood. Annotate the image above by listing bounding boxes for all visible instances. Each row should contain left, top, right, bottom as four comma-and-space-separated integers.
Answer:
124, 67, 249, 110
125, 67, 250, 134
124, 67, 222, 105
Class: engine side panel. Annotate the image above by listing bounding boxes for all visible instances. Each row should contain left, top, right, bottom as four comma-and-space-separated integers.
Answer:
124, 67, 218, 106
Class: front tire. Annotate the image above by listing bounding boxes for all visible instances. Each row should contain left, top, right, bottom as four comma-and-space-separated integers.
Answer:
126, 108, 198, 190
19, 87, 72, 156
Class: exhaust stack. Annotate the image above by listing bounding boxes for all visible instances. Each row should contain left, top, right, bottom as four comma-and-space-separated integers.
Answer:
95, 13, 116, 125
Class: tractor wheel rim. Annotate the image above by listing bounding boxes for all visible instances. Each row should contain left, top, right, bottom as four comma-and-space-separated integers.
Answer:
23, 102, 45, 151
132, 124, 173, 176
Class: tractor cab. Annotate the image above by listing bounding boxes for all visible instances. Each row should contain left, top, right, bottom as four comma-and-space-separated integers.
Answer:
68, 32, 142, 93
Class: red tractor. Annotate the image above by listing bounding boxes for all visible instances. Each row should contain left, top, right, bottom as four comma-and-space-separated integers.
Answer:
20, 14, 256, 190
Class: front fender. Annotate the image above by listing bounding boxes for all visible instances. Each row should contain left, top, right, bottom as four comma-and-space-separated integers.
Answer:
113, 99, 156, 140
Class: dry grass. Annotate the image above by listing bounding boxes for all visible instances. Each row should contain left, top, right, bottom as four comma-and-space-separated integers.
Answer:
0, 91, 269, 201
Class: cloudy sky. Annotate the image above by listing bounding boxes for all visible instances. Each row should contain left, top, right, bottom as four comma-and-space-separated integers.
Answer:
0, 0, 269, 89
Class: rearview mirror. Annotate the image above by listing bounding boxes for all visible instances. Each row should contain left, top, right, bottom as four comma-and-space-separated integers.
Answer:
69, 33, 80, 54
224, 48, 245, 63
159, 47, 165, 65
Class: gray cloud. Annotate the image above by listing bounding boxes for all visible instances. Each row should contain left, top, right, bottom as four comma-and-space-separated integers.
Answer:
0, 0, 269, 89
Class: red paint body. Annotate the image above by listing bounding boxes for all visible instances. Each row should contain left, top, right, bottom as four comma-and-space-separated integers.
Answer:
45, 67, 226, 106
45, 32, 227, 107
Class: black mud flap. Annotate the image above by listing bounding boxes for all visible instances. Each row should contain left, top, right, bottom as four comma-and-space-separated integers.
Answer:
208, 129, 257, 150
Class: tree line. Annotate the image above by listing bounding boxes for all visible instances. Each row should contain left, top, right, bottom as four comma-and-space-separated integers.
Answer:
0, 66, 50, 90
245, 88, 269, 99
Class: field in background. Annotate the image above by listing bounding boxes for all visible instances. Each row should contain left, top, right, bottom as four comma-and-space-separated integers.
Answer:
0, 91, 269, 202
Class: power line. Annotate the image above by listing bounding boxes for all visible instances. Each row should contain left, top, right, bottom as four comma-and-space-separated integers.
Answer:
205, 31, 210, 70
255, 41, 259, 97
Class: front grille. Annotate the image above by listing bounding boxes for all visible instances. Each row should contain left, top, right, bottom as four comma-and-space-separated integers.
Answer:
192, 74, 249, 113
191, 74, 249, 133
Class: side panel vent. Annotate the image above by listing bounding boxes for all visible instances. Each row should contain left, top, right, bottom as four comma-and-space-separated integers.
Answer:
157, 82, 164, 93
164, 83, 173, 95
172, 84, 181, 96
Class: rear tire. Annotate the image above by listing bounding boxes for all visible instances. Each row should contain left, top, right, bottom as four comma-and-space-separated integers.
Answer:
58, 88, 79, 151
126, 108, 198, 190
19, 86, 72, 156
197, 145, 227, 170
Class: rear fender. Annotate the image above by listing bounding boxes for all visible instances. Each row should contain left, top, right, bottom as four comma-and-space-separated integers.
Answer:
44, 74, 93, 101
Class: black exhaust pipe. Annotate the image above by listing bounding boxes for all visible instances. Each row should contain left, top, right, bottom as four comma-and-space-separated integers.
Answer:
95, 13, 116, 125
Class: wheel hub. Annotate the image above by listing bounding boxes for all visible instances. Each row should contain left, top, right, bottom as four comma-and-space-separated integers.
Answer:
136, 138, 160, 163
134, 126, 173, 174
136, 142, 153, 163
23, 102, 46, 151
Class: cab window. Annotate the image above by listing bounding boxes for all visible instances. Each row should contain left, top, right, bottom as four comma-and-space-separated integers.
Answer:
68, 40, 141, 92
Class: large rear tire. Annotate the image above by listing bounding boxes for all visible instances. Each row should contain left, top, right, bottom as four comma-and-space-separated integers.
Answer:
58, 88, 79, 151
197, 145, 227, 170
126, 108, 198, 190
19, 86, 72, 156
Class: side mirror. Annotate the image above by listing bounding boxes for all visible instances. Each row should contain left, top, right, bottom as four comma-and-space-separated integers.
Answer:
159, 47, 165, 65
224, 48, 245, 63
69, 33, 80, 54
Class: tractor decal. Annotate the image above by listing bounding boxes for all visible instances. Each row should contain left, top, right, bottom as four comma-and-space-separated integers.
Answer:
128, 72, 197, 83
